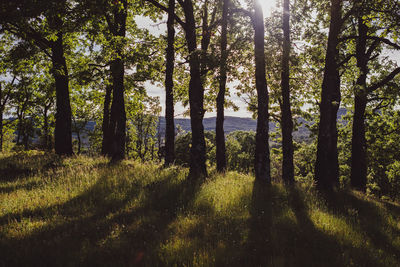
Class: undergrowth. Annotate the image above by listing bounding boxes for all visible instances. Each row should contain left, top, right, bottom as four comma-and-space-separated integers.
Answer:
1, 151, 399, 266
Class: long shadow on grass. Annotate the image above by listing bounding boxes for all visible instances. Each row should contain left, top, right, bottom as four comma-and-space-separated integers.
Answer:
325, 191, 400, 262
239, 180, 273, 266
0, 165, 202, 266
0, 153, 61, 183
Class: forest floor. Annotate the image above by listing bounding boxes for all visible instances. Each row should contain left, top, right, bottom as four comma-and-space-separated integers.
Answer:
1, 151, 400, 266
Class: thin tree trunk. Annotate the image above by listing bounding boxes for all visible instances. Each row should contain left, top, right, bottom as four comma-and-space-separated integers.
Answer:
315, 0, 342, 191
281, 0, 294, 184
77, 130, 81, 154
51, 31, 73, 156
0, 84, 3, 152
216, 0, 229, 173
182, 0, 207, 178
0, 109, 3, 152
351, 15, 368, 191
165, 0, 175, 166
43, 105, 50, 150
253, 0, 271, 183
101, 83, 112, 155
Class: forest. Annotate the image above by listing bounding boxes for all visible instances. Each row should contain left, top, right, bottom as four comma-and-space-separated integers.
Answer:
1, 0, 400, 266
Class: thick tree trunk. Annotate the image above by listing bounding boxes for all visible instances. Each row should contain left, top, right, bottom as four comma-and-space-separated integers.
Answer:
281, 0, 294, 184
108, 58, 126, 161
216, 0, 229, 173
106, 1, 127, 161
253, 1, 271, 183
101, 83, 112, 156
182, 0, 207, 178
315, 0, 342, 191
51, 31, 73, 156
164, 0, 175, 166
351, 16, 368, 191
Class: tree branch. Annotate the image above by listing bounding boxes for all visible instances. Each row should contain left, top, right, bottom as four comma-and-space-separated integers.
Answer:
145, 0, 186, 28
368, 67, 400, 93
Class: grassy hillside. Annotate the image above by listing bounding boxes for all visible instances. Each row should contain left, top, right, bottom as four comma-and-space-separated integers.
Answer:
1, 151, 400, 266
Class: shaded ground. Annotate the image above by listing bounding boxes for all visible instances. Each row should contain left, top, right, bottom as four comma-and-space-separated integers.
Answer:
1, 151, 399, 266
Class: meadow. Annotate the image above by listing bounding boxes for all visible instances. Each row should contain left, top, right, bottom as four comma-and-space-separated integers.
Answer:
1, 151, 400, 266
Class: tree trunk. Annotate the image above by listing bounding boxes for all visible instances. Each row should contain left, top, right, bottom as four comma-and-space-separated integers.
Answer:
0, 84, 3, 152
182, 0, 207, 178
315, 0, 342, 191
253, 0, 271, 183
351, 15, 368, 191
106, 1, 127, 161
43, 105, 50, 150
164, 0, 175, 166
216, 0, 229, 173
0, 108, 3, 152
77, 130, 81, 154
51, 31, 73, 156
281, 0, 294, 184
108, 58, 126, 161
101, 83, 112, 156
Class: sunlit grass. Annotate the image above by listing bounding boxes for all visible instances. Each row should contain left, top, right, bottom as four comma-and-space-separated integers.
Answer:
1, 151, 400, 266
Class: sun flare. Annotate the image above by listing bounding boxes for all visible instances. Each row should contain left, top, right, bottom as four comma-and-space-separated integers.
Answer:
258, 0, 278, 17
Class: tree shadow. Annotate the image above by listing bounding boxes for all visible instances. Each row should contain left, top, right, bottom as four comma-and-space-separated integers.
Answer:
324, 191, 400, 262
0, 153, 61, 182
0, 165, 203, 266
239, 180, 273, 266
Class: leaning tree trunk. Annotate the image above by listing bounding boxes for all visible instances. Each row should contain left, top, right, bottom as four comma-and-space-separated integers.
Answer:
182, 0, 207, 178
51, 31, 73, 156
164, 0, 176, 166
350, 15, 368, 191
216, 0, 229, 173
281, 0, 294, 184
315, 0, 342, 191
253, 0, 271, 183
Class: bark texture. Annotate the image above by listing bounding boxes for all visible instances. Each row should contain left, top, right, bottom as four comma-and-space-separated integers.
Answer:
351, 13, 369, 191
216, 0, 229, 173
315, 0, 342, 191
105, 0, 127, 161
164, 0, 176, 166
101, 83, 112, 156
51, 31, 73, 156
182, 0, 207, 178
281, 0, 294, 184
253, 1, 271, 183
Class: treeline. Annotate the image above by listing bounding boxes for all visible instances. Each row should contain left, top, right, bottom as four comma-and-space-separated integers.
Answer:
0, 0, 399, 198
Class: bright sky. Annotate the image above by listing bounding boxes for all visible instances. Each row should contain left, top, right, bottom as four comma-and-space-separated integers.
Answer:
136, 1, 278, 118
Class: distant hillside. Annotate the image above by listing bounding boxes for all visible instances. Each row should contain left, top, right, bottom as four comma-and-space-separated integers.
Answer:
158, 116, 266, 134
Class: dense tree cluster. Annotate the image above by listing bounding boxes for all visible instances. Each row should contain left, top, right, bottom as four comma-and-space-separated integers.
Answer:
0, 0, 399, 197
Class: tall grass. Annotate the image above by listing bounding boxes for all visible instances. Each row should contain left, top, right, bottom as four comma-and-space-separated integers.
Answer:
1, 151, 399, 266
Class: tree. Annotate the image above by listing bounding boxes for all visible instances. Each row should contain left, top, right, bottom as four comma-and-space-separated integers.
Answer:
280, 0, 294, 184
253, 0, 271, 183
146, 0, 208, 178
164, 0, 176, 166
0, 0, 89, 155
216, 0, 229, 173
349, 0, 400, 191
315, 0, 345, 191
